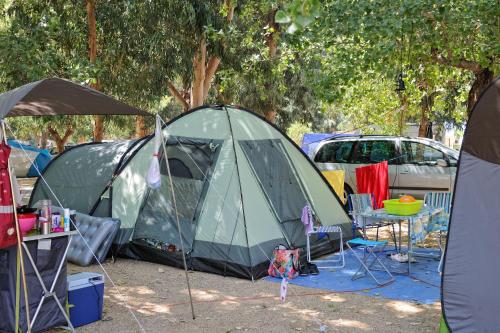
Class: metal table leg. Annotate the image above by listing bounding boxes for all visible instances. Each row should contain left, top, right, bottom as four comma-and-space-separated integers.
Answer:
21, 236, 75, 332
398, 221, 402, 254
408, 218, 413, 275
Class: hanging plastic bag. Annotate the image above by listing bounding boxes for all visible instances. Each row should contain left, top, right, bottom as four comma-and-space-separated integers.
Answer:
147, 116, 162, 189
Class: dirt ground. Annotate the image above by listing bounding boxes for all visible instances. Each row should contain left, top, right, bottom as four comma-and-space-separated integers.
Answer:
67, 257, 441, 333
22, 178, 441, 332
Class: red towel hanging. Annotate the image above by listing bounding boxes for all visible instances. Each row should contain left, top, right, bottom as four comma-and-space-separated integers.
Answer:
355, 161, 389, 209
0, 142, 17, 249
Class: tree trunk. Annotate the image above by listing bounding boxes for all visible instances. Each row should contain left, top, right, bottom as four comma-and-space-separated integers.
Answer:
203, 56, 221, 101
418, 94, 431, 137
265, 110, 277, 123
86, 0, 104, 142
47, 124, 74, 154
397, 93, 408, 136
418, 112, 429, 137
419, 90, 440, 137
169, 1, 234, 111
467, 68, 494, 118
267, 9, 278, 58
191, 37, 206, 108
135, 115, 146, 138
264, 9, 279, 123
93, 116, 104, 142
39, 132, 48, 149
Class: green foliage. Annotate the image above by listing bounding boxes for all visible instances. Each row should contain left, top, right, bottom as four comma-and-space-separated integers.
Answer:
329, 75, 402, 135
275, 0, 320, 33
286, 122, 312, 145
0, 0, 497, 145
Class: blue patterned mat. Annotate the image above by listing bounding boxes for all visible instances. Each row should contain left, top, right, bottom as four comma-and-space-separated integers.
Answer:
265, 247, 441, 304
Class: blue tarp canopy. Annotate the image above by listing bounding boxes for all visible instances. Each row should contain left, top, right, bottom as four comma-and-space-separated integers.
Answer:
300, 133, 354, 157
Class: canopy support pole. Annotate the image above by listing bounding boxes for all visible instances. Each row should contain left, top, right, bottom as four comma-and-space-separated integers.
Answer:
1, 120, 31, 332
160, 126, 196, 320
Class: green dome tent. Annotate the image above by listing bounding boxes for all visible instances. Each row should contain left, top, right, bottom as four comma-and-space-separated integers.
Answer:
31, 105, 352, 279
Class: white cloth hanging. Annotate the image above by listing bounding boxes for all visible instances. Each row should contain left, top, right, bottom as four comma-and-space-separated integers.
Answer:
146, 115, 162, 189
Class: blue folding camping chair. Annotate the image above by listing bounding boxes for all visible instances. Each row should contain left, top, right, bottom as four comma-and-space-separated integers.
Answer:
346, 237, 394, 285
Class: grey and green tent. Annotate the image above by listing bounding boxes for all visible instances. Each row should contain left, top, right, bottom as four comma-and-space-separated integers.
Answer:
31, 105, 352, 279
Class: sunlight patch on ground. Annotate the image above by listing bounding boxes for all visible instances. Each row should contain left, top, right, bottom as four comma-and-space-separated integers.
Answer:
136, 302, 171, 315
387, 300, 424, 315
327, 318, 370, 330
321, 294, 347, 303
106, 285, 173, 316
189, 288, 220, 301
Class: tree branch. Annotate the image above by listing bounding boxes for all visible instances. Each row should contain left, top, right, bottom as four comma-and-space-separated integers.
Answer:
47, 125, 62, 142
203, 56, 221, 100
62, 124, 74, 143
225, 0, 235, 23
430, 49, 482, 73
167, 81, 189, 111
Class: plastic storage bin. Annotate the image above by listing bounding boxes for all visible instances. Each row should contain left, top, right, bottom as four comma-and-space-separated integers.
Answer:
67, 272, 104, 327
383, 199, 424, 216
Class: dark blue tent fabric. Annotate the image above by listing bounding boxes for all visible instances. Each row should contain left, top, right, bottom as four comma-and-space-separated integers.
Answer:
28, 151, 51, 176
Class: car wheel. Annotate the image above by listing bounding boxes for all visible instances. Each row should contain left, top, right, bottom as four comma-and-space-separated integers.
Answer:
343, 184, 353, 209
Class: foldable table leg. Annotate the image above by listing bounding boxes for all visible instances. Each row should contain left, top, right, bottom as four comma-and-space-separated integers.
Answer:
21, 238, 75, 332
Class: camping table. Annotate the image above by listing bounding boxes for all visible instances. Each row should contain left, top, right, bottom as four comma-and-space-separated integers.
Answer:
22, 230, 77, 332
357, 206, 443, 274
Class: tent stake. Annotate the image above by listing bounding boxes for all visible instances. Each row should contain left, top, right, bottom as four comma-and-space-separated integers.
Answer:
160, 128, 196, 320
1, 120, 31, 332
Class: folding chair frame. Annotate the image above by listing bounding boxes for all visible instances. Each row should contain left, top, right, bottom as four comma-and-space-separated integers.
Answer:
306, 226, 345, 269
347, 240, 394, 285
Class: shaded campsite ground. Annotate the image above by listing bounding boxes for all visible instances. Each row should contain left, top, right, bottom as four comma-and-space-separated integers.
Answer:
19, 178, 440, 332
68, 259, 440, 333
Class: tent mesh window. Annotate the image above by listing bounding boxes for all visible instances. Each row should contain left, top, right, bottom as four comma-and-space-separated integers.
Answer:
132, 137, 221, 252
239, 139, 309, 247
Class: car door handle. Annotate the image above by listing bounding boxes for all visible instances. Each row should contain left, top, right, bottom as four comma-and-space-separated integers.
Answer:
400, 170, 409, 174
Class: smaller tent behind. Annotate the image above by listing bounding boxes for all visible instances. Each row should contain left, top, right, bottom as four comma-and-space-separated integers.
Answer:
30, 139, 146, 217
7, 140, 51, 177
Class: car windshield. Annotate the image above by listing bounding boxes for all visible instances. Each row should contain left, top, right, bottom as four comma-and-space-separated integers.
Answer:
427, 141, 459, 158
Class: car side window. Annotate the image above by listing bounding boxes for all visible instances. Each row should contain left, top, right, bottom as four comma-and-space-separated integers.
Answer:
401, 141, 445, 165
352, 140, 397, 164
314, 141, 354, 163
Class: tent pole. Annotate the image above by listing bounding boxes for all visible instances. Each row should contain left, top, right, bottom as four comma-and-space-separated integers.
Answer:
1, 120, 31, 332
160, 131, 196, 320
224, 107, 255, 280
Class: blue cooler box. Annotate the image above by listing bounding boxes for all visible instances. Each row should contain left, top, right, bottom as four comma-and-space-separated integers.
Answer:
67, 272, 105, 327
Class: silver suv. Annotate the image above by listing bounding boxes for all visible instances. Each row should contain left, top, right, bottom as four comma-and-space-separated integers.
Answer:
310, 135, 459, 202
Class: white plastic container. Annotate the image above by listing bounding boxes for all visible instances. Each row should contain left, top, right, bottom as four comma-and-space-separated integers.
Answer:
64, 208, 70, 232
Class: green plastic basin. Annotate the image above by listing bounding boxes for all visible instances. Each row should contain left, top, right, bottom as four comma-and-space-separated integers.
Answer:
383, 199, 424, 216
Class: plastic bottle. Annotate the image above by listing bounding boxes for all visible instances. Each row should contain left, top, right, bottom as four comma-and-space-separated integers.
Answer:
69, 210, 76, 231
64, 208, 70, 232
